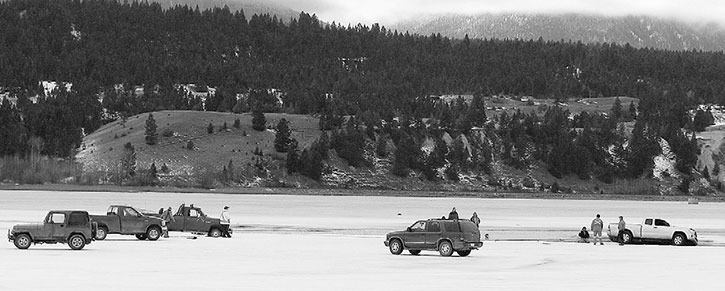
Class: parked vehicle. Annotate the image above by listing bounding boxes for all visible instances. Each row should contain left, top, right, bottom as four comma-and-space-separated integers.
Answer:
152, 204, 229, 237
8, 211, 97, 250
384, 218, 482, 256
90, 205, 166, 241
607, 218, 698, 246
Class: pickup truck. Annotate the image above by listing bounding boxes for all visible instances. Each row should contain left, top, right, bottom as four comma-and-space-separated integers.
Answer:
154, 204, 229, 237
607, 218, 698, 246
8, 211, 97, 250
90, 205, 166, 241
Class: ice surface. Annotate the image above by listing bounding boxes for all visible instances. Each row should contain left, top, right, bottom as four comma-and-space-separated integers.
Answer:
1, 190, 724, 290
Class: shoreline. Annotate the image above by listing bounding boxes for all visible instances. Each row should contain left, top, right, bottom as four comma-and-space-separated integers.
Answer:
1, 183, 723, 202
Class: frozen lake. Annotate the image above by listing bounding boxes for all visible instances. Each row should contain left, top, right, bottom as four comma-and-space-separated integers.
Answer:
1, 190, 724, 290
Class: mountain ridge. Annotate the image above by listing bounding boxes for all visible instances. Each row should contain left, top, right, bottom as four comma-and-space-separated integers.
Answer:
394, 13, 725, 51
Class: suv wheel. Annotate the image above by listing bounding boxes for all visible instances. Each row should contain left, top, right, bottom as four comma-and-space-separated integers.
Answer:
389, 239, 403, 255
457, 250, 471, 257
96, 226, 108, 240
146, 226, 162, 241
408, 250, 421, 255
135, 233, 148, 240
13, 234, 31, 249
68, 234, 86, 250
438, 241, 453, 257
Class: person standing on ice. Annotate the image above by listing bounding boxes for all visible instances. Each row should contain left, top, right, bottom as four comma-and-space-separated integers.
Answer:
617, 216, 626, 245
160, 207, 175, 238
470, 212, 480, 227
220, 206, 231, 238
448, 207, 459, 220
590, 214, 604, 245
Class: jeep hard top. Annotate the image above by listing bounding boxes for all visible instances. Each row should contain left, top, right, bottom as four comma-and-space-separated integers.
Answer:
8, 210, 97, 250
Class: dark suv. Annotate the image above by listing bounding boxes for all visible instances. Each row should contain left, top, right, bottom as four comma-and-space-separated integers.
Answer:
384, 218, 483, 257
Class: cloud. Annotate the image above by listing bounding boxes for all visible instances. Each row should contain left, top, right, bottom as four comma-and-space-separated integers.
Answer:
267, 0, 725, 26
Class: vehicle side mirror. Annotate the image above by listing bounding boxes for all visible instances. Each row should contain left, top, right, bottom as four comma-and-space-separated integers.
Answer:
406, 227, 411, 232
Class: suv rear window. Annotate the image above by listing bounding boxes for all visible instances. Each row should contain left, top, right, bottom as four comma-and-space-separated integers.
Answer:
68, 212, 89, 226
443, 221, 460, 232
460, 222, 478, 233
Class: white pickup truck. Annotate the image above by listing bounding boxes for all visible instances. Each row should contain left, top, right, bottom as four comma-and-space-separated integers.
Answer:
607, 218, 697, 246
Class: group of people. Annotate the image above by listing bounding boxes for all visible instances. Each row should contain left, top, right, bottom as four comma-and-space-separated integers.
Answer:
444, 207, 481, 227
578, 214, 627, 245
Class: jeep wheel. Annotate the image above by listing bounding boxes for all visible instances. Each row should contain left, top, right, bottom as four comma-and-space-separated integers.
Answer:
13, 234, 31, 249
672, 233, 686, 246
389, 239, 403, 255
457, 250, 472, 257
209, 228, 222, 238
408, 250, 421, 255
96, 226, 108, 240
621, 231, 633, 244
68, 234, 86, 250
146, 226, 162, 241
438, 241, 453, 257
135, 233, 147, 240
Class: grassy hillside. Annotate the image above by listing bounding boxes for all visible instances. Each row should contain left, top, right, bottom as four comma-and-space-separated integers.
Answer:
77, 111, 321, 180
484, 96, 639, 117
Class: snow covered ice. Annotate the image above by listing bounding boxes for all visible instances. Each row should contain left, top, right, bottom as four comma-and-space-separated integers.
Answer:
1, 190, 724, 290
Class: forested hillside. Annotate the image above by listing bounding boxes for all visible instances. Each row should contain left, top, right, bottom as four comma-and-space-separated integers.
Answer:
0, 0, 722, 194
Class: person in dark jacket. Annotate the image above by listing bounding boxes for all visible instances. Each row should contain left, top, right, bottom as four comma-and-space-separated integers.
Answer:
578, 227, 590, 243
448, 207, 459, 220
160, 207, 175, 238
618, 216, 626, 245
470, 212, 481, 227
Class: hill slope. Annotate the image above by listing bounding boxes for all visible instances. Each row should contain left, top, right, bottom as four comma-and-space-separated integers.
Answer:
77, 111, 321, 184
395, 14, 725, 51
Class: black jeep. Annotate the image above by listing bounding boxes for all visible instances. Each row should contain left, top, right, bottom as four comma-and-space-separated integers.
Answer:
384, 218, 482, 257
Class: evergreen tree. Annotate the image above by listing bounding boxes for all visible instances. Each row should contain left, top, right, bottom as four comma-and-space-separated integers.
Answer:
466, 93, 487, 127
714, 162, 721, 177
703, 165, 710, 180
149, 162, 158, 180
611, 97, 623, 120
144, 113, 158, 145
120, 142, 136, 182
274, 118, 292, 152
692, 109, 715, 132
628, 101, 637, 120
286, 140, 300, 174
252, 107, 266, 131
207, 122, 214, 134
233, 118, 241, 129
375, 134, 388, 158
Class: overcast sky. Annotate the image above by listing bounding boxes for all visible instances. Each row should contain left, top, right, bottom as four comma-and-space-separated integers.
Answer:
270, 0, 725, 26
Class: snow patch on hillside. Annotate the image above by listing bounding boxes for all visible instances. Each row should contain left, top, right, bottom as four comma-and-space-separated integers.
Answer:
653, 138, 678, 180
